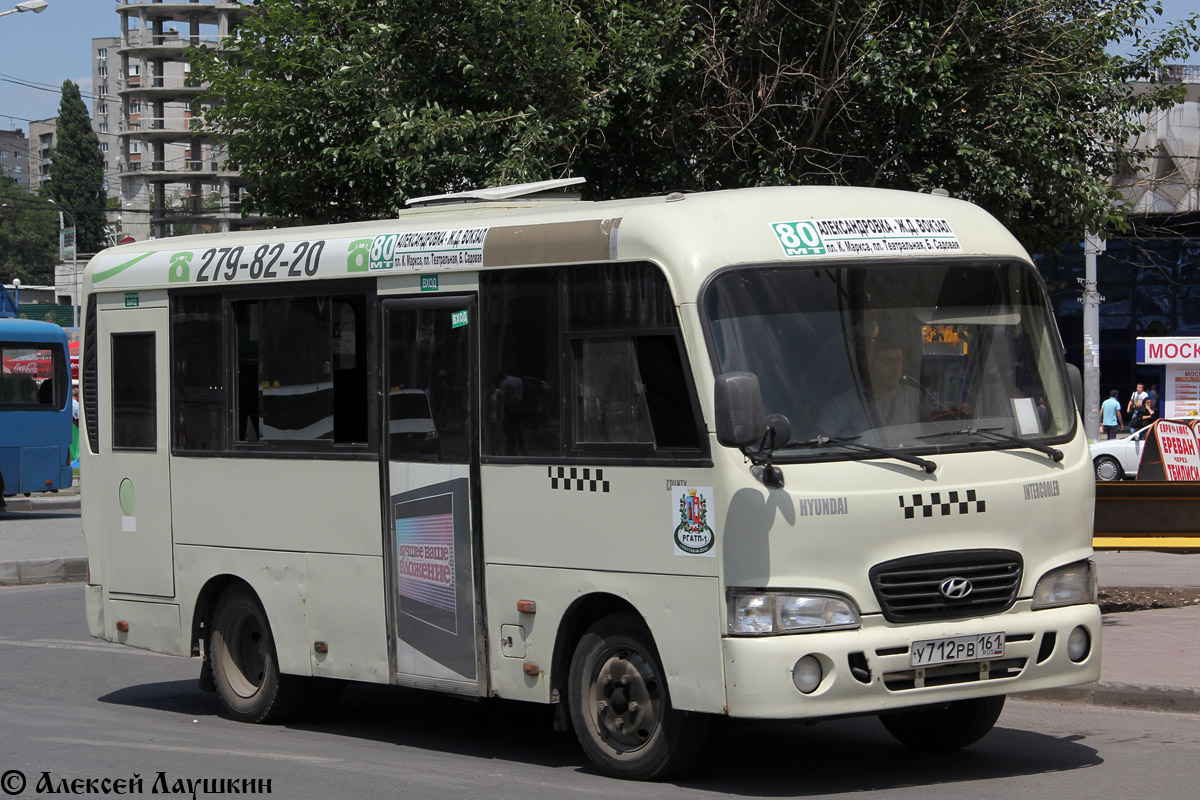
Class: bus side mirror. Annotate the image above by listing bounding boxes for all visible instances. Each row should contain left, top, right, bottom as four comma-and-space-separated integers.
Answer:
1065, 362, 1083, 417
714, 372, 766, 448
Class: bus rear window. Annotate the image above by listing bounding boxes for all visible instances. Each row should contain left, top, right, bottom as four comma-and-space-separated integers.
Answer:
1, 344, 64, 408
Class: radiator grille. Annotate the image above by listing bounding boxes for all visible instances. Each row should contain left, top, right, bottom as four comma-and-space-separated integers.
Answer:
869, 550, 1022, 623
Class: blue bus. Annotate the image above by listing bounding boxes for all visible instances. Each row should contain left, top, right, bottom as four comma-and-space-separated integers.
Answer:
1, 317, 74, 508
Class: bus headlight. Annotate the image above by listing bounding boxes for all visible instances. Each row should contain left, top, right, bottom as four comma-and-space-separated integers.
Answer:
727, 591, 860, 635
1032, 560, 1097, 610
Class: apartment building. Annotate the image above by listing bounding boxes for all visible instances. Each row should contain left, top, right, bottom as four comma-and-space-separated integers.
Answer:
92, 36, 121, 199
0, 129, 30, 189
115, 0, 256, 239
27, 118, 56, 191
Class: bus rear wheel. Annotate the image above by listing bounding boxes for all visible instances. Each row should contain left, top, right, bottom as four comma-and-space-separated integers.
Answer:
210, 587, 306, 724
879, 695, 1005, 750
567, 613, 708, 780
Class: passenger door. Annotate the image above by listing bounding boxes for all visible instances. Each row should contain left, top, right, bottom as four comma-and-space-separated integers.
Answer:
383, 296, 482, 693
98, 301, 174, 597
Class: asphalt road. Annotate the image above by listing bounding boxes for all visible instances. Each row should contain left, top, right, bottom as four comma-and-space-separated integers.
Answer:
1, 583, 1198, 799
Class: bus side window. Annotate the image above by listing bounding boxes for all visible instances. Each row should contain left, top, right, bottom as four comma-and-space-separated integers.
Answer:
482, 261, 704, 460
331, 299, 368, 444
231, 295, 369, 445
111, 333, 156, 450
571, 337, 653, 446
635, 334, 701, 449
569, 334, 700, 450
172, 294, 225, 451
480, 268, 561, 458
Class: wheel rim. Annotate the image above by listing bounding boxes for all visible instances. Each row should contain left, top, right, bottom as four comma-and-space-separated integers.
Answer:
222, 605, 268, 698
1096, 457, 1121, 481
586, 644, 663, 752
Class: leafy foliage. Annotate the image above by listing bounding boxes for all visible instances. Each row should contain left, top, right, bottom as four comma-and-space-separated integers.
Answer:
0, 178, 59, 284
195, 0, 695, 221
195, 0, 1200, 250
47, 80, 107, 253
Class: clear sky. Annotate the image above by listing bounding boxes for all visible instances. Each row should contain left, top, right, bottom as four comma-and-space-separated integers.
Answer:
0, 0, 1198, 134
0, 0, 119, 131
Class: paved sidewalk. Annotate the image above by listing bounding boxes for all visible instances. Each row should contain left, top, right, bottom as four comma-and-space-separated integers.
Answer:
1019, 604, 1200, 714
0, 487, 84, 586
2, 489, 1198, 714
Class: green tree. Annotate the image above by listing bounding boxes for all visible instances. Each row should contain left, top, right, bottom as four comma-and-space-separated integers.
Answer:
195, 0, 1199, 251
688, 1, 1200, 250
47, 80, 107, 253
0, 178, 59, 285
195, 0, 692, 222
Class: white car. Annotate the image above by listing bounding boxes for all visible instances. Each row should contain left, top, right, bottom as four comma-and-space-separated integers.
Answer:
1089, 424, 1153, 481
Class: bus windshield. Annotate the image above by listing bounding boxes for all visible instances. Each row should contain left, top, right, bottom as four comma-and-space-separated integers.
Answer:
703, 260, 1074, 458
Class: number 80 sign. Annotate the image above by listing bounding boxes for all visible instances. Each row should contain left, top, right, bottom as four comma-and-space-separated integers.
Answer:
771, 221, 827, 256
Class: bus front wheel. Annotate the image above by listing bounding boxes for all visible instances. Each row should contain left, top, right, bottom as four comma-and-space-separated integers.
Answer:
879, 695, 1005, 750
567, 613, 708, 780
210, 587, 306, 724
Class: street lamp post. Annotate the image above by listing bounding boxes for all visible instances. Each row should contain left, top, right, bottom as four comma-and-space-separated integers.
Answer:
0, 1, 49, 18
48, 199, 79, 329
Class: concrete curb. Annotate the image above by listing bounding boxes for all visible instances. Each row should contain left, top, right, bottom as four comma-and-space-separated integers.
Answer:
0, 557, 88, 586
1, 490, 81, 513
1019, 681, 1200, 714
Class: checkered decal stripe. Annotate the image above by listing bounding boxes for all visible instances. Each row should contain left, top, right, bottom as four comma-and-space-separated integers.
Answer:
548, 466, 610, 493
899, 490, 985, 519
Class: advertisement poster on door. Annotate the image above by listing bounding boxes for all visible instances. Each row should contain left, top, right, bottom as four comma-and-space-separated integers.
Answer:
392, 478, 477, 682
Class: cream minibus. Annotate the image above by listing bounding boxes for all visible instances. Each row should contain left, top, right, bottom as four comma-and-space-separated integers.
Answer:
81, 179, 1099, 780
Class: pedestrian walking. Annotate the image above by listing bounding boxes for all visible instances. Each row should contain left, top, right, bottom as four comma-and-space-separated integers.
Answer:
1101, 389, 1123, 439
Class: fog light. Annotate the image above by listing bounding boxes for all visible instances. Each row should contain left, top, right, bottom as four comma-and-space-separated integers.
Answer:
791, 655, 823, 694
1067, 626, 1091, 662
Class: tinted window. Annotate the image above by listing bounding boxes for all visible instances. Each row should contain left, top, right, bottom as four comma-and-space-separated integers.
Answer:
111, 333, 156, 450
233, 295, 367, 444
386, 303, 473, 464
568, 263, 678, 330
481, 269, 561, 457
482, 262, 703, 460
172, 294, 224, 451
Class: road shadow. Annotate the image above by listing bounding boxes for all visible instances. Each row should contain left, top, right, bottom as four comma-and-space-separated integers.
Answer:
99, 679, 221, 717
674, 716, 1101, 795
98, 680, 1102, 792
0, 510, 81, 520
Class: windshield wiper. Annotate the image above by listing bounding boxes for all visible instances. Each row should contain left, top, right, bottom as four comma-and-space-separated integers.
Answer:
917, 426, 1063, 462
788, 435, 937, 474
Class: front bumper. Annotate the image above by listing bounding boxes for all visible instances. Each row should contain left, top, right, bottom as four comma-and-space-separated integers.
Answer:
722, 600, 1100, 718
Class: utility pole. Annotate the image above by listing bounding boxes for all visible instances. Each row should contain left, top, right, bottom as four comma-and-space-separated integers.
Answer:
1081, 230, 1105, 441
49, 199, 79, 328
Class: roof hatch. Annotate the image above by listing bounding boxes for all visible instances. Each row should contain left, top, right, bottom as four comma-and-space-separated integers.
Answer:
405, 177, 585, 207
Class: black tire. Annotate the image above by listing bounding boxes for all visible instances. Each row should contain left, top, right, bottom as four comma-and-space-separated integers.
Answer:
209, 586, 307, 724
567, 612, 708, 780
1094, 455, 1124, 482
879, 695, 1006, 750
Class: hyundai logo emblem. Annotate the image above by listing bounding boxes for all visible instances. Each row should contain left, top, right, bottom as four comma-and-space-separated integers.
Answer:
939, 577, 973, 600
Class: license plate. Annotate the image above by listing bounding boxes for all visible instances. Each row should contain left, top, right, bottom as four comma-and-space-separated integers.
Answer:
910, 632, 1005, 667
